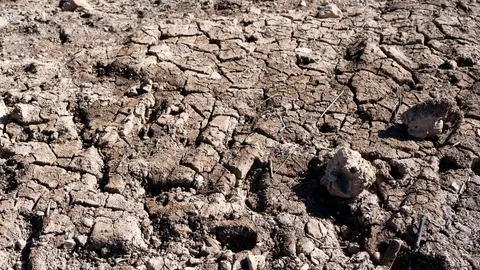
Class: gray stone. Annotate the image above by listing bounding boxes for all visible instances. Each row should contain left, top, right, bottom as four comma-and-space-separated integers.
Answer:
297, 238, 315, 255
381, 239, 402, 265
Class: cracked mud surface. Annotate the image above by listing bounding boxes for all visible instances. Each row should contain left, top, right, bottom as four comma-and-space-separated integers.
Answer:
1, 0, 480, 269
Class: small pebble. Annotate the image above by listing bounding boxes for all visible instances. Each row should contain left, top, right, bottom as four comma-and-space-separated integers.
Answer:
15, 239, 26, 249
75, 235, 88, 246
63, 239, 76, 249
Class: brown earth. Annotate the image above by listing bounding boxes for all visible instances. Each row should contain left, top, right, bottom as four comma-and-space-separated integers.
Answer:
0, 0, 480, 269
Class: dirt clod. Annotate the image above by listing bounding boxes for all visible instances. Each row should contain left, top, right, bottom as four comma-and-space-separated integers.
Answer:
400, 99, 463, 139
321, 148, 377, 198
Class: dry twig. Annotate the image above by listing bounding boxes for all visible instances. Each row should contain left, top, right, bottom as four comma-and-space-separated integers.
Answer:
320, 89, 344, 118
273, 148, 295, 176
408, 215, 426, 270
269, 159, 273, 178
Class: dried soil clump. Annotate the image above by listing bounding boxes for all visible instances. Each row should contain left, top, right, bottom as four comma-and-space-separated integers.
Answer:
400, 99, 463, 139
320, 148, 377, 198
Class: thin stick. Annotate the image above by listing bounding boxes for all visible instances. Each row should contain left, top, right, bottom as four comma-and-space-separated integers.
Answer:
269, 159, 273, 178
458, 176, 471, 195
279, 115, 287, 132
451, 141, 460, 148
408, 215, 425, 270
260, 94, 281, 105
320, 89, 344, 118
413, 215, 425, 252
273, 148, 295, 176
319, 245, 347, 249
46, 200, 52, 216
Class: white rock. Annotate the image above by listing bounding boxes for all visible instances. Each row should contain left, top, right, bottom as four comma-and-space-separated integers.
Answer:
248, 6, 261, 14
0, 100, 8, 124
317, 4, 343, 19
63, 239, 76, 249
210, 71, 223, 80
194, 174, 205, 189
451, 181, 460, 191
75, 235, 88, 246
247, 254, 266, 270
146, 257, 164, 270
219, 261, 232, 270
15, 239, 26, 249
0, 17, 8, 29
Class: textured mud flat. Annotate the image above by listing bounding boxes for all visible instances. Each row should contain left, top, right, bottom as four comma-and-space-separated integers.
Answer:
0, 0, 480, 269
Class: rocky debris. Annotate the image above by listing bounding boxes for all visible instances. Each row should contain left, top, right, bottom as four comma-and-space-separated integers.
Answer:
317, 4, 343, 19
226, 147, 262, 179
380, 239, 402, 266
400, 99, 463, 139
68, 147, 104, 178
89, 215, 147, 255
10, 104, 43, 125
320, 148, 377, 198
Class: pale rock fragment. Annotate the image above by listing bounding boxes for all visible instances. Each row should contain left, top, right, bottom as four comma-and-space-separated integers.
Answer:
247, 254, 266, 270
226, 147, 262, 179
317, 4, 343, 19
320, 148, 376, 198
89, 216, 147, 252
60, 0, 94, 11
10, 104, 43, 125
68, 147, 104, 178
400, 99, 463, 139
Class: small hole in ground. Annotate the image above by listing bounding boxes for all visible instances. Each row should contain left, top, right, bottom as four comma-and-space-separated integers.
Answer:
246, 35, 258, 43
439, 156, 461, 172
391, 251, 448, 270
319, 122, 337, 133
215, 224, 258, 252
389, 163, 405, 180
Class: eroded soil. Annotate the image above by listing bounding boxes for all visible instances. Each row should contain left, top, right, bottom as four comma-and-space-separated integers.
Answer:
0, 0, 480, 269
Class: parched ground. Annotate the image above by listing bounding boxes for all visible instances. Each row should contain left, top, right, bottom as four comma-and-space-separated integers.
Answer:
0, 0, 480, 269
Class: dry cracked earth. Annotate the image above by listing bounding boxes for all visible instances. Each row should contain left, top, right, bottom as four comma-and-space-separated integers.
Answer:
1, 0, 480, 269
